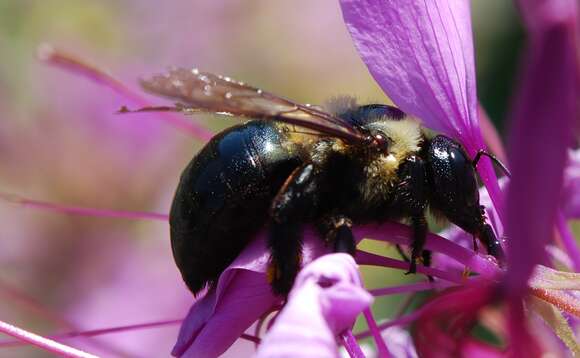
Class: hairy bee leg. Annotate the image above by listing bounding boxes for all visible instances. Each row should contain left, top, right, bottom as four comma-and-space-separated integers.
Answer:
407, 215, 428, 275
269, 163, 319, 295
268, 223, 302, 295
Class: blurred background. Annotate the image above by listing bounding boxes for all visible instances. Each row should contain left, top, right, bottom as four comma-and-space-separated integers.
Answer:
0, 1, 523, 357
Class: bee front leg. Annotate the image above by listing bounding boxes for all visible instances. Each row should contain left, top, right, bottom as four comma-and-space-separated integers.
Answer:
269, 163, 319, 295
479, 223, 505, 263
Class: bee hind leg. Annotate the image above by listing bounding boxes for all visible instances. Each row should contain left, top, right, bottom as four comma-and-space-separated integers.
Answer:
268, 222, 302, 295
269, 163, 319, 295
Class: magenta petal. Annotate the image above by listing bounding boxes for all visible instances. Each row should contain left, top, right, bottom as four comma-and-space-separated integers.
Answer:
505, 2, 578, 353
460, 340, 504, 358
171, 237, 276, 357
175, 271, 277, 357
339, 0, 481, 148
504, 0, 578, 298
518, 0, 579, 34
380, 327, 417, 358
173, 233, 329, 357
562, 150, 580, 219
256, 254, 372, 358
413, 282, 500, 357
293, 254, 371, 333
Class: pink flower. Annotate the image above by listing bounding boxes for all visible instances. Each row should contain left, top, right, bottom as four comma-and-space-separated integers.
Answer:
172, 234, 328, 357
1, 1, 578, 357
256, 254, 372, 358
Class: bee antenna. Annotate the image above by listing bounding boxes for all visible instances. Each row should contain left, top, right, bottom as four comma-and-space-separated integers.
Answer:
472, 150, 511, 178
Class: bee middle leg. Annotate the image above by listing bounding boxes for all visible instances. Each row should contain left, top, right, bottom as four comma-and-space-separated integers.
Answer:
395, 156, 429, 276
318, 215, 356, 255
269, 163, 319, 295
398, 240, 433, 281
407, 214, 428, 275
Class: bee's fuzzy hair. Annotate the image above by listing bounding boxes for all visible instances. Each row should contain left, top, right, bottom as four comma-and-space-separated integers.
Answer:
361, 118, 424, 203
323, 95, 359, 115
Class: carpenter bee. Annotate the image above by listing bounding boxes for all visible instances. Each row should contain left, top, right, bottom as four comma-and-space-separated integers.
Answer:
124, 68, 505, 295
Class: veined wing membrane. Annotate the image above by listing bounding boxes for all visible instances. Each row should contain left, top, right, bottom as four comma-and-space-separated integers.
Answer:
138, 68, 365, 143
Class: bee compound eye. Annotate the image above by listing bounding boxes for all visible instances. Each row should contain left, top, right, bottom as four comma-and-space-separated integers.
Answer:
373, 133, 390, 152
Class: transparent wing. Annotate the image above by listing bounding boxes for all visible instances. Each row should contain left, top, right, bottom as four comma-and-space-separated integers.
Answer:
138, 68, 366, 143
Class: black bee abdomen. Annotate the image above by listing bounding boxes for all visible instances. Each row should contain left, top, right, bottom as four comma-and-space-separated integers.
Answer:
170, 121, 302, 294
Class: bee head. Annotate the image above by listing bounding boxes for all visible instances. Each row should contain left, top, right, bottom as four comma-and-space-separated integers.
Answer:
426, 135, 480, 223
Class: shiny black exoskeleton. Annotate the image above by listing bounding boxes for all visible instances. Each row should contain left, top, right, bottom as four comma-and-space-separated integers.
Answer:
169, 104, 504, 295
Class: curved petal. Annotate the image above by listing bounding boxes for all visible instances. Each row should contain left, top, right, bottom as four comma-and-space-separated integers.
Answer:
256, 254, 372, 358
517, 0, 579, 35
173, 234, 329, 357
174, 271, 277, 358
562, 150, 580, 219
505, 1, 578, 354
339, 0, 480, 146
412, 282, 513, 357
505, 0, 578, 297
380, 327, 417, 358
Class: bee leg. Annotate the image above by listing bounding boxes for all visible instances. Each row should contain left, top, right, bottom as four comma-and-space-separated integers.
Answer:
334, 224, 356, 254
478, 223, 505, 264
400, 239, 433, 281
269, 163, 319, 295
318, 216, 356, 255
268, 222, 302, 295
471, 208, 504, 264
394, 155, 429, 276
406, 215, 427, 275
421, 250, 434, 282
396, 244, 410, 262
